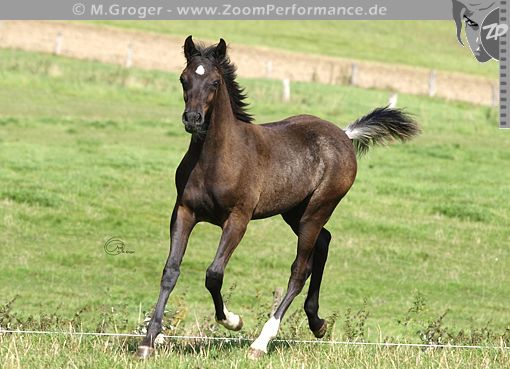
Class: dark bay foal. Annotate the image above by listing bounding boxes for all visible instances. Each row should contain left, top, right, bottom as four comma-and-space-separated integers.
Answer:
137, 36, 420, 359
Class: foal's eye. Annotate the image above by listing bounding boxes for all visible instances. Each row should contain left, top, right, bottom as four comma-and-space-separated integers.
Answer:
211, 80, 220, 88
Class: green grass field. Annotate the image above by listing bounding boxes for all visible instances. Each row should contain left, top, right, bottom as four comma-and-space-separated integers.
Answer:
2, 335, 510, 369
0, 48, 509, 368
89, 20, 499, 78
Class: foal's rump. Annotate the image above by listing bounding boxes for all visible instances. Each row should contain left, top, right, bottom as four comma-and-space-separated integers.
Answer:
251, 107, 419, 218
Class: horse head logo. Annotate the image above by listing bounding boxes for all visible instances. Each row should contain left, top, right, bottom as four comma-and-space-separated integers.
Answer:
452, 0, 507, 62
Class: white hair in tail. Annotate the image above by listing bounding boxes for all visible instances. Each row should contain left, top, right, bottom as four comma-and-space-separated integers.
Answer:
344, 106, 420, 156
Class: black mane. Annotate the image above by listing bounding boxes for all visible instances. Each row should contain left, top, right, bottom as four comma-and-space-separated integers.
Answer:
191, 43, 253, 123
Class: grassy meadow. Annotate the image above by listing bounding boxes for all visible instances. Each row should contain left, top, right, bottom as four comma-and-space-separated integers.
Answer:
88, 20, 499, 78
2, 334, 510, 369
0, 46, 509, 368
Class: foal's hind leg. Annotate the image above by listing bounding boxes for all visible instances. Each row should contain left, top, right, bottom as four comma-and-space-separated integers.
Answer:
304, 228, 331, 338
283, 211, 332, 337
248, 200, 338, 358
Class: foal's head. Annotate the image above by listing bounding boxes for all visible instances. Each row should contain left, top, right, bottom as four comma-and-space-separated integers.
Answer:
179, 36, 252, 137
180, 36, 226, 135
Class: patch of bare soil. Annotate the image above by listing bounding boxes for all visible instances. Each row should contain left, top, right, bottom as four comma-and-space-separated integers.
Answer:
0, 21, 498, 106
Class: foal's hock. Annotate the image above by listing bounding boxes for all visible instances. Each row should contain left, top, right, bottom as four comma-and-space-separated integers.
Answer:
137, 36, 420, 360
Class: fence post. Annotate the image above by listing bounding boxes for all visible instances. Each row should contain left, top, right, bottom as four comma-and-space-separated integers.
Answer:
428, 70, 437, 97
266, 60, 273, 78
492, 83, 498, 107
388, 93, 398, 108
282, 78, 290, 102
0, 21, 5, 42
271, 287, 284, 316
54, 32, 63, 55
350, 63, 358, 85
125, 43, 133, 69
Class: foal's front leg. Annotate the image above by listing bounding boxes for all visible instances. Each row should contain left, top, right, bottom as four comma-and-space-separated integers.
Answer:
206, 212, 249, 331
137, 204, 196, 359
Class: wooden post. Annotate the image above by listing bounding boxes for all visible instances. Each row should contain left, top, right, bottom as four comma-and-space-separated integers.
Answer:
125, 43, 133, 69
271, 287, 284, 316
0, 21, 5, 42
329, 63, 335, 84
311, 68, 319, 83
54, 32, 63, 55
388, 93, 398, 108
428, 70, 437, 97
266, 60, 273, 78
492, 83, 498, 107
350, 63, 358, 85
282, 78, 290, 102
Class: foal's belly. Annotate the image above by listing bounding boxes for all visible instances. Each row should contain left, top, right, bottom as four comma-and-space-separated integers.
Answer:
252, 193, 309, 219
252, 161, 322, 219
181, 164, 316, 222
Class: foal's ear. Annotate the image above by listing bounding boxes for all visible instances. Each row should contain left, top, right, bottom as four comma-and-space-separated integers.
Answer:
184, 35, 198, 60
214, 38, 227, 60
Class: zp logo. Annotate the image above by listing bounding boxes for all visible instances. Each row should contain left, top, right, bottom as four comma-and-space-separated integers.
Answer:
452, 0, 508, 62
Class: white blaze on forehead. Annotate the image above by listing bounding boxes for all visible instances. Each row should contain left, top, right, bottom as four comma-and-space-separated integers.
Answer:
195, 65, 205, 75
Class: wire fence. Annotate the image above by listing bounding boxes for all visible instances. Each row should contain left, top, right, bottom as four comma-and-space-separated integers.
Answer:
1, 329, 509, 350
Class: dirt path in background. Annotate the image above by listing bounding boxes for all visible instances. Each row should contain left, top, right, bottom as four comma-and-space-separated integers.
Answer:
0, 20, 499, 106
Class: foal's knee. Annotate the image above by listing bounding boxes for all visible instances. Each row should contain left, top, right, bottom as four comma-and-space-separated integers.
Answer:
205, 267, 223, 293
161, 266, 180, 289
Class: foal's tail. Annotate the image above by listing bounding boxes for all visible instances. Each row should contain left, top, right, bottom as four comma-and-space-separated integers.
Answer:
344, 106, 420, 156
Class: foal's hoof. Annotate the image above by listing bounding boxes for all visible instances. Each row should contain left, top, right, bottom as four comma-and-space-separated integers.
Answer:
232, 315, 243, 331
136, 345, 154, 360
218, 315, 243, 331
247, 347, 266, 360
312, 320, 328, 339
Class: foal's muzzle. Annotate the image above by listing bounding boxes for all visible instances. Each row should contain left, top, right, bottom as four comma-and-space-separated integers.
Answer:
182, 111, 204, 133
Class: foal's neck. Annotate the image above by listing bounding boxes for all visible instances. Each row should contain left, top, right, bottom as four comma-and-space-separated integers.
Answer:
210, 82, 238, 133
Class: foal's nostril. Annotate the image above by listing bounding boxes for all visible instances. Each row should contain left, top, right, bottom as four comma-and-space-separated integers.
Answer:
183, 111, 202, 125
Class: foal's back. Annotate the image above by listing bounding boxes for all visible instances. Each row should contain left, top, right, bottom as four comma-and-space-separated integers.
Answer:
250, 115, 357, 219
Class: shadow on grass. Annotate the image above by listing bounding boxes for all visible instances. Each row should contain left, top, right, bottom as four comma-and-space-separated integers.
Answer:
122, 336, 300, 357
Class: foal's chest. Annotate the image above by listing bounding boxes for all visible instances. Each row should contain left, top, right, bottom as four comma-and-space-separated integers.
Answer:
178, 163, 241, 224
